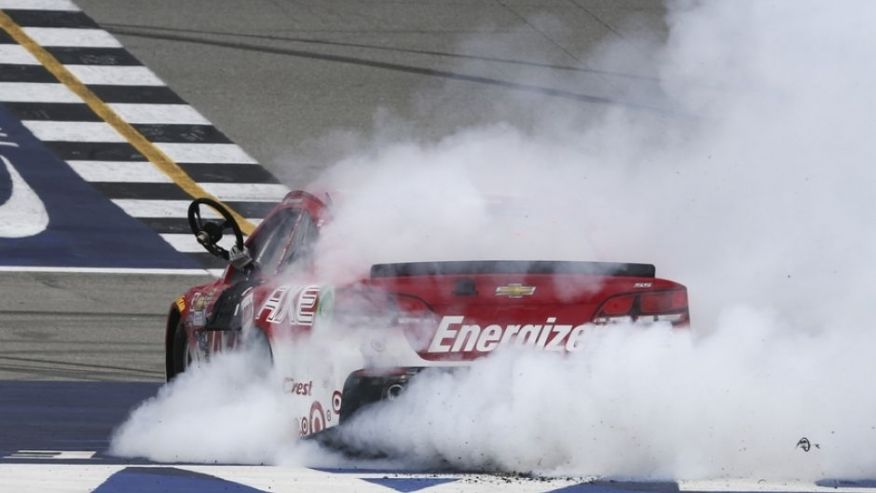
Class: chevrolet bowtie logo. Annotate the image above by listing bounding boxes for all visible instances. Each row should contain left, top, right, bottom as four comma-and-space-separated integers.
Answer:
495, 283, 536, 298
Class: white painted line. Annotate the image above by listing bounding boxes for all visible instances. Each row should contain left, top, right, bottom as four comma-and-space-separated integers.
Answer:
108, 103, 210, 125
182, 466, 587, 493
0, 82, 80, 103
4, 450, 96, 460
0, 266, 212, 275
0, 465, 872, 493
66, 160, 172, 183
679, 480, 874, 492
23, 27, 121, 48
0, 154, 49, 238
162, 233, 242, 253
200, 183, 290, 202
155, 143, 258, 164
0, 0, 79, 10
184, 465, 418, 493
21, 121, 125, 143
0, 465, 126, 493
0, 45, 39, 65
112, 199, 264, 225
113, 199, 218, 218
65, 65, 164, 86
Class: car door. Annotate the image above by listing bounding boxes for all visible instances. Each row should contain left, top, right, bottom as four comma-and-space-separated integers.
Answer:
205, 207, 303, 332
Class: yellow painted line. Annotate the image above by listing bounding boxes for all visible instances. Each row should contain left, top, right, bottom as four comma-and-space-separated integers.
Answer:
0, 11, 256, 235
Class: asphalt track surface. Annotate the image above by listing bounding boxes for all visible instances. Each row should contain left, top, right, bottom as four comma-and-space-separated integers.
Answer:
75, 0, 669, 186
0, 272, 208, 380
0, 380, 159, 458
0, 0, 666, 482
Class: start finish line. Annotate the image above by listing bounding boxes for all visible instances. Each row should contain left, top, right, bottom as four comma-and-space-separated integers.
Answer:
1, 464, 875, 493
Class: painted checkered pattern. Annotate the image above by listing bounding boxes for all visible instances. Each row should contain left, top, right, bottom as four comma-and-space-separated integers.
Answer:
0, 0, 289, 270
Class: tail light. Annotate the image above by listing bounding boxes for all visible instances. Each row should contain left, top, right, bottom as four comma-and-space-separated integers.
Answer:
391, 295, 435, 323
392, 295, 440, 351
593, 288, 689, 326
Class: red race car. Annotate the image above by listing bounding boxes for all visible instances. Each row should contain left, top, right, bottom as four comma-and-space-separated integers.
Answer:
167, 191, 689, 438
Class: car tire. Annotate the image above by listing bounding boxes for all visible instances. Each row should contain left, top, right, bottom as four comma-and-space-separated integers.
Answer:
168, 318, 188, 381
167, 321, 272, 382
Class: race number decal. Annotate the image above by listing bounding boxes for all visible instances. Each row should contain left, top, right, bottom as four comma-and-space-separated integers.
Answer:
296, 287, 319, 325
260, 285, 321, 325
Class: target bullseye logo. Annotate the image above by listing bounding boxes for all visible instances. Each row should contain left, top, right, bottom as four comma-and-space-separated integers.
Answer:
332, 391, 343, 414
310, 401, 326, 433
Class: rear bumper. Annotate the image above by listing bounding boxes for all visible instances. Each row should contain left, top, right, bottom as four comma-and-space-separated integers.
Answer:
339, 367, 450, 422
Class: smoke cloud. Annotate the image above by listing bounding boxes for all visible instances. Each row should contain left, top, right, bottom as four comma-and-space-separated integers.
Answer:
110, 0, 876, 480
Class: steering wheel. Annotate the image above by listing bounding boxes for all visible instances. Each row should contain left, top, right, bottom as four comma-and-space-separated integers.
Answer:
187, 198, 244, 260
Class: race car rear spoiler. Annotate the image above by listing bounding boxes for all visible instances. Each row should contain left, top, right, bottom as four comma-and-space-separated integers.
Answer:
370, 260, 656, 278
